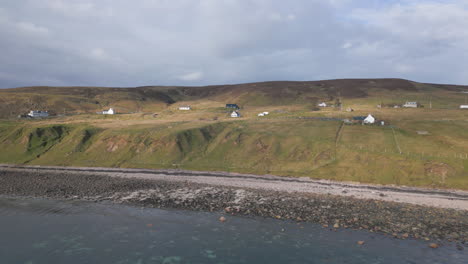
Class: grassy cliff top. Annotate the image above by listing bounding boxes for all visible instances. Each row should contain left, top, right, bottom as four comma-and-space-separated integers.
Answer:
1, 78, 467, 189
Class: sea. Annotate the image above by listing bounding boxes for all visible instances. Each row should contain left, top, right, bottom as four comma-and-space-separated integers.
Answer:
0, 197, 466, 264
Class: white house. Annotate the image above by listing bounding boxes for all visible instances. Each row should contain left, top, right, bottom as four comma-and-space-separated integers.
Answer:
363, 114, 376, 124
403, 102, 418, 108
178, 106, 191, 111
28, 110, 49, 118
460, 105, 468, 109
231, 111, 240, 118
318, 102, 327, 107
258, 112, 269, 117
258, 113, 265, 117
103, 108, 115, 115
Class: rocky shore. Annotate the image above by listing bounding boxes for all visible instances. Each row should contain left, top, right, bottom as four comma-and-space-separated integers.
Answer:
1, 168, 467, 246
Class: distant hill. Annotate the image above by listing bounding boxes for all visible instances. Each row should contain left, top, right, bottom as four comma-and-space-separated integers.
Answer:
0, 78, 466, 118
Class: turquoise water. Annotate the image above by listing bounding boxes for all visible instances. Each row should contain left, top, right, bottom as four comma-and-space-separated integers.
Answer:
0, 197, 466, 264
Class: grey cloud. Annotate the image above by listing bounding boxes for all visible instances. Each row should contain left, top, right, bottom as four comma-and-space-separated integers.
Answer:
0, 0, 467, 88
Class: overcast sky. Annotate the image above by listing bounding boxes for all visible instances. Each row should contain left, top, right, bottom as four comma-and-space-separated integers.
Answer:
1, 0, 468, 88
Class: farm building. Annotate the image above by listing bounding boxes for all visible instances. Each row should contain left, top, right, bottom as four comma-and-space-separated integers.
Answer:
230, 111, 241, 118
178, 106, 191, 110
403, 102, 418, 108
363, 114, 376, 124
318, 102, 327, 107
460, 105, 468, 109
226, 104, 240, 109
27, 110, 49, 118
102, 108, 115, 115
258, 112, 269, 117
352, 116, 366, 122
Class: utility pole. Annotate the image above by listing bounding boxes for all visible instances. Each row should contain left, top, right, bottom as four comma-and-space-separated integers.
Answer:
429, 95, 432, 109
338, 90, 342, 111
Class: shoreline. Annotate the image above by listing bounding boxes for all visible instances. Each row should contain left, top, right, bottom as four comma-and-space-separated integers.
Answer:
1, 165, 468, 243
1, 164, 468, 210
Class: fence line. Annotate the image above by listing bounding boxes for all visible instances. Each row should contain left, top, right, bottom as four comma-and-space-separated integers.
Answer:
337, 144, 468, 161
334, 122, 345, 160
391, 127, 402, 154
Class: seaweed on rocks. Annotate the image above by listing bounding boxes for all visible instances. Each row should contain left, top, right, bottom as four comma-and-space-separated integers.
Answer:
0, 169, 467, 243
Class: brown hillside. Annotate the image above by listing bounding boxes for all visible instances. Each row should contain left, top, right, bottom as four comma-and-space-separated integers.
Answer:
0, 78, 466, 118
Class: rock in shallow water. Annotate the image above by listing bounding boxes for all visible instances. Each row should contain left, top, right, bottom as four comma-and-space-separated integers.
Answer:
429, 243, 439, 249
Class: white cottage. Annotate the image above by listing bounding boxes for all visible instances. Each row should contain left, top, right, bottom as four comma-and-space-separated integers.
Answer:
231, 111, 240, 118
403, 102, 418, 108
460, 105, 468, 109
318, 102, 327, 107
363, 114, 376, 124
178, 106, 191, 111
28, 110, 49, 118
103, 108, 115, 115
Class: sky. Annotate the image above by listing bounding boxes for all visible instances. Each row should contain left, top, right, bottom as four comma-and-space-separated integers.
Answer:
0, 0, 468, 88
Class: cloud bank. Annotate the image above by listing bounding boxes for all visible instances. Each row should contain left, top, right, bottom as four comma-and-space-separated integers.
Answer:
0, 0, 467, 88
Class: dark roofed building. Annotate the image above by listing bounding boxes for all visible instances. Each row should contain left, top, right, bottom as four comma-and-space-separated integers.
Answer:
226, 104, 240, 109
352, 116, 366, 121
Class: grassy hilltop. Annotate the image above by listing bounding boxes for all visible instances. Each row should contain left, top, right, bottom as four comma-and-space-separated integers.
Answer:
0, 78, 467, 189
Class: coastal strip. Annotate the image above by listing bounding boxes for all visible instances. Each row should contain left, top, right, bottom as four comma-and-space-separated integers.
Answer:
1, 165, 467, 244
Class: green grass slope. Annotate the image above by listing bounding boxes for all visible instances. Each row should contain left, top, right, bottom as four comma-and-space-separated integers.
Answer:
0, 118, 467, 190
1, 78, 467, 189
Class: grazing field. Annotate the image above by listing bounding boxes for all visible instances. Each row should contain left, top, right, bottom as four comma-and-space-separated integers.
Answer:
0, 111, 467, 189
0, 78, 467, 189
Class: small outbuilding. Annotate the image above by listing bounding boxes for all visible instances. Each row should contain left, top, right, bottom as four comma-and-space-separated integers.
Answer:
28, 110, 49, 118
230, 111, 241, 118
102, 108, 115, 115
403, 102, 419, 108
460, 105, 468, 109
178, 106, 191, 111
258, 112, 269, 117
417, 131, 430, 135
318, 102, 327, 107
